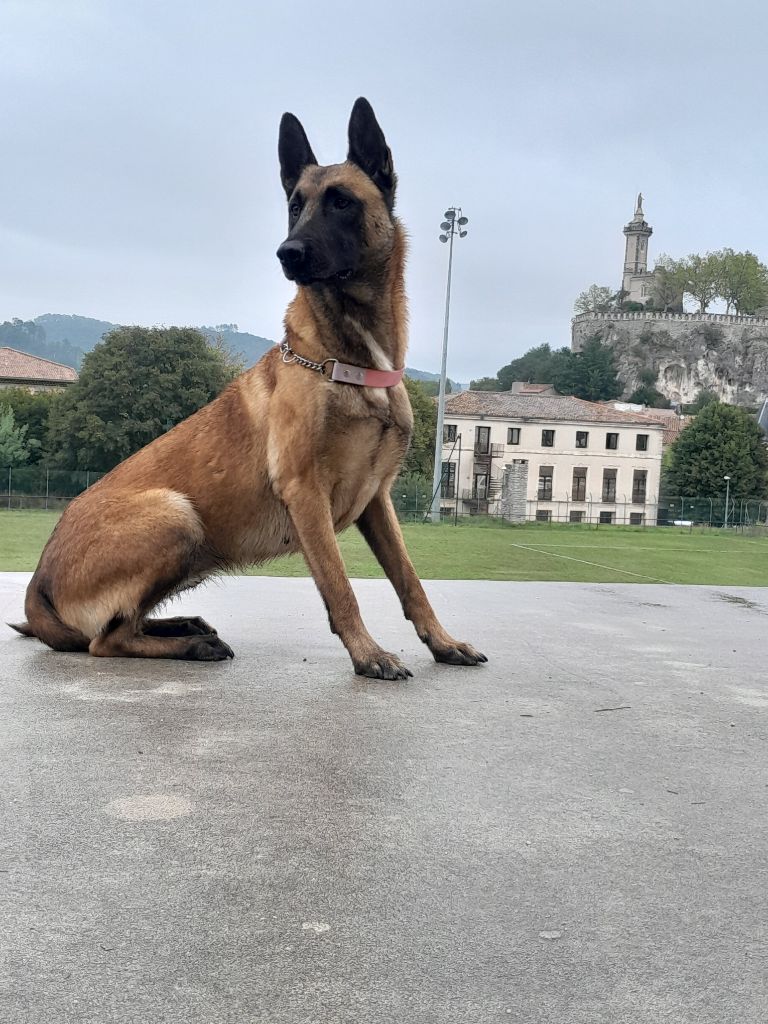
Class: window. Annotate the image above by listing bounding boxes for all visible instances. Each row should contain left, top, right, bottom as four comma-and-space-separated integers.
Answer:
636, 433, 649, 451
606, 433, 619, 450
576, 431, 589, 448
569, 510, 584, 523
535, 509, 551, 522
507, 427, 520, 445
474, 425, 490, 455
602, 468, 617, 502
444, 424, 457, 443
473, 473, 488, 499
541, 429, 555, 447
440, 461, 456, 499
629, 512, 644, 526
599, 510, 614, 525
537, 465, 553, 501
571, 467, 587, 502
632, 469, 647, 504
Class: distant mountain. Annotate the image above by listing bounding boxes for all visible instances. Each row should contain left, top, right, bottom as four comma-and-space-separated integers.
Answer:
1, 313, 459, 384
196, 324, 272, 367
36, 313, 119, 356
405, 366, 464, 391
0, 317, 87, 368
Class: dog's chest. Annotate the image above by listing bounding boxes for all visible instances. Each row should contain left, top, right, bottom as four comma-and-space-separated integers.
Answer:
321, 391, 409, 526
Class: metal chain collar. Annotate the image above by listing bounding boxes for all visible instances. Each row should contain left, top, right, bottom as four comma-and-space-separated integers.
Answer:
279, 340, 335, 376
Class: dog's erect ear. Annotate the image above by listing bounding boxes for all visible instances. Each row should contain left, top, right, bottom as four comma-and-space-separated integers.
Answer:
278, 112, 318, 198
347, 97, 396, 211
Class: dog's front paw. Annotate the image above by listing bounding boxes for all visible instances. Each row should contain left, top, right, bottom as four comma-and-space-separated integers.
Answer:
430, 638, 487, 666
353, 648, 413, 680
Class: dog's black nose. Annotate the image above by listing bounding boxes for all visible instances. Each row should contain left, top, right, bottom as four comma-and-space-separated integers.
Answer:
276, 240, 307, 269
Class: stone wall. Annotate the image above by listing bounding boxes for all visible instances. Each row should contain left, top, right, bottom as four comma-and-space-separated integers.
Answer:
571, 311, 768, 406
501, 461, 529, 523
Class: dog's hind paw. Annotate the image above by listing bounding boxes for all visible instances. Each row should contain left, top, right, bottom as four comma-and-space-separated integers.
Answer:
179, 635, 235, 661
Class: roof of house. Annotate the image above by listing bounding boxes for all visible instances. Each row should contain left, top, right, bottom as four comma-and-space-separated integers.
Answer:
601, 402, 691, 446
0, 347, 78, 384
443, 390, 665, 428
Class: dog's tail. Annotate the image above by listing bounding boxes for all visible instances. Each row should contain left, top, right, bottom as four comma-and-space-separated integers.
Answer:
10, 580, 89, 652
9, 621, 36, 637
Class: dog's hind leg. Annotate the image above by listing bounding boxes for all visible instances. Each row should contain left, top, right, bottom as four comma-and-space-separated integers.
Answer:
142, 615, 218, 637
50, 489, 233, 659
90, 619, 233, 660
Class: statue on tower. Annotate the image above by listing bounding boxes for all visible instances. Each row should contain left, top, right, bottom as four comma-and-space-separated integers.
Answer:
635, 192, 644, 218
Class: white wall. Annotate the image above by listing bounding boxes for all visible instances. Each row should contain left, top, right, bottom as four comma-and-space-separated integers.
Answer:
440, 414, 664, 521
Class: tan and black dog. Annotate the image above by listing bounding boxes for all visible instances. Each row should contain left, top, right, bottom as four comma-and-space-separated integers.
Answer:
12, 98, 486, 678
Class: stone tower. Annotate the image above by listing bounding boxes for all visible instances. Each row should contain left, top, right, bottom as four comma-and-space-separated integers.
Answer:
622, 194, 654, 304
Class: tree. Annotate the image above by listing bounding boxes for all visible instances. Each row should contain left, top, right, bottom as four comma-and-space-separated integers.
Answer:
468, 376, 500, 391
717, 249, 768, 314
652, 256, 686, 312
402, 376, 437, 478
684, 388, 719, 414
470, 343, 572, 392
574, 285, 615, 315
0, 388, 56, 463
0, 404, 30, 466
681, 253, 721, 313
557, 336, 622, 402
627, 368, 671, 408
417, 379, 452, 398
665, 402, 768, 498
46, 326, 238, 471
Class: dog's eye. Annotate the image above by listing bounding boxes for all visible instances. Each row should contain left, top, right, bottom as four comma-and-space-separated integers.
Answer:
333, 195, 351, 210
289, 202, 301, 218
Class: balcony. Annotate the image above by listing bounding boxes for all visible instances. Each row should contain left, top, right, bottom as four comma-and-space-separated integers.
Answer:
473, 443, 505, 468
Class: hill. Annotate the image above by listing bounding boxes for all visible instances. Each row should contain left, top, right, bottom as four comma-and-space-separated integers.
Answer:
0, 314, 456, 383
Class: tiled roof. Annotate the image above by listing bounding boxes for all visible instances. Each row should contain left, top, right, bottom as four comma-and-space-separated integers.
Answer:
613, 406, 691, 446
0, 347, 78, 384
443, 390, 665, 427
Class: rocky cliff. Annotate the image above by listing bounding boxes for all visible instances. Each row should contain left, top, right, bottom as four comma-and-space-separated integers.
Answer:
571, 311, 768, 407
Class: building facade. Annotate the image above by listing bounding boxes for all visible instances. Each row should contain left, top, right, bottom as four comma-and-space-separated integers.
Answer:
439, 391, 664, 524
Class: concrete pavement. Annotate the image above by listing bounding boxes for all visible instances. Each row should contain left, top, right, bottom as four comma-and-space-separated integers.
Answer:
1, 573, 767, 1023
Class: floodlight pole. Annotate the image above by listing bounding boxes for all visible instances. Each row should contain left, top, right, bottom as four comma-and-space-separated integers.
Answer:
429, 207, 467, 522
723, 475, 731, 528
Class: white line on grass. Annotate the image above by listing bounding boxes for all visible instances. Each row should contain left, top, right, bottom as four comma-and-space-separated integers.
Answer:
509, 542, 674, 585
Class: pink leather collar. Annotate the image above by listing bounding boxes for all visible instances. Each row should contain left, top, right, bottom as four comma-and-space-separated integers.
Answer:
328, 360, 404, 388
279, 340, 404, 388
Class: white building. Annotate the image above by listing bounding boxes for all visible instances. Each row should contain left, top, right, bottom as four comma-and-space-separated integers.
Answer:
439, 389, 664, 524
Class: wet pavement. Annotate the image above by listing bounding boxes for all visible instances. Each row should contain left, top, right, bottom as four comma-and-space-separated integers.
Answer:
1, 573, 767, 1023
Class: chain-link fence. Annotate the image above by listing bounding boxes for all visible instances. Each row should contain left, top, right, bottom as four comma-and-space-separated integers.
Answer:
1, 467, 105, 510
2, 468, 767, 535
391, 481, 768, 532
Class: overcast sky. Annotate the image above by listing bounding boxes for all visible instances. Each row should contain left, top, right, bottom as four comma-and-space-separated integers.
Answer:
2, 0, 767, 380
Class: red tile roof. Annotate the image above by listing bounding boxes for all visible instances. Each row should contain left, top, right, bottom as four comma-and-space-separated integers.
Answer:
0, 347, 78, 384
603, 405, 691, 446
443, 390, 665, 428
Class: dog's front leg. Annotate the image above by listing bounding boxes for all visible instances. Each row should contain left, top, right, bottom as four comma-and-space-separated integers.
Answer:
283, 485, 412, 679
357, 491, 487, 666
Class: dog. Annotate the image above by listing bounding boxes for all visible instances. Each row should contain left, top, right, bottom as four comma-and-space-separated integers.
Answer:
12, 98, 486, 678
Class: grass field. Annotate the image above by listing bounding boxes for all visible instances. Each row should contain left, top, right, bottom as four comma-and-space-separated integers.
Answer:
2, 509, 767, 586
